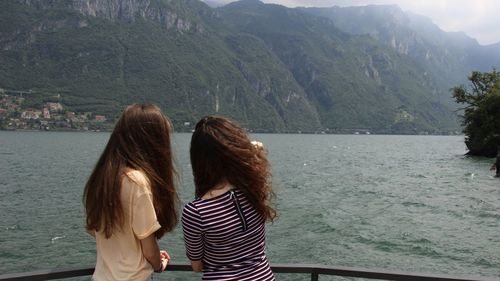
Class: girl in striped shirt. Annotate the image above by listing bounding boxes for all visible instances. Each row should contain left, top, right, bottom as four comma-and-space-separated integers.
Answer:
182, 116, 277, 280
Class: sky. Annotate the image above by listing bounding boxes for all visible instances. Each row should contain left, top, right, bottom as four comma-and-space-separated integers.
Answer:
210, 0, 500, 45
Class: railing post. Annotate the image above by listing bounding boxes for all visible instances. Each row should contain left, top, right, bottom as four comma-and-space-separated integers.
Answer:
311, 271, 319, 281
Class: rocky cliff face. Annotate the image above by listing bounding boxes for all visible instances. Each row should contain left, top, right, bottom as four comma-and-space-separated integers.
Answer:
20, 0, 204, 33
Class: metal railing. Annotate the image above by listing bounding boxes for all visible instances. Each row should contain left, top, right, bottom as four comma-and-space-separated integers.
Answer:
1, 263, 498, 281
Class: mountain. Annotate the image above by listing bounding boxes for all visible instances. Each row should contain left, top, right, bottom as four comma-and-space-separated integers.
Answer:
218, 1, 459, 132
301, 5, 500, 98
3, 0, 497, 133
0, 0, 325, 132
203, 0, 233, 7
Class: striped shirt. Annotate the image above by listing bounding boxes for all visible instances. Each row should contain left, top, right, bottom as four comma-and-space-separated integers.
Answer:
181, 189, 275, 281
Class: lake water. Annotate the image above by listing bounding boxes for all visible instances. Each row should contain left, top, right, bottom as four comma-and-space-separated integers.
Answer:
0, 131, 499, 280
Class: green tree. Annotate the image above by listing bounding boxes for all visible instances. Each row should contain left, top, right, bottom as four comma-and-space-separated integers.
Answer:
452, 70, 500, 156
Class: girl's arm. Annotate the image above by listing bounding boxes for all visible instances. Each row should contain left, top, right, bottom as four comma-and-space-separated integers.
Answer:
191, 260, 203, 272
140, 234, 165, 272
182, 202, 205, 272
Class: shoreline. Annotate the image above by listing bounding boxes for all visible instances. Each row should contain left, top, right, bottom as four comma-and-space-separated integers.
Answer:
0, 128, 464, 137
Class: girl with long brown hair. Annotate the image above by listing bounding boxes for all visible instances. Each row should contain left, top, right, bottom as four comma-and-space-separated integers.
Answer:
83, 104, 178, 281
182, 116, 276, 280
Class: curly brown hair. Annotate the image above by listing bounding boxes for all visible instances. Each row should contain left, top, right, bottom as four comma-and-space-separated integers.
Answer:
190, 116, 276, 221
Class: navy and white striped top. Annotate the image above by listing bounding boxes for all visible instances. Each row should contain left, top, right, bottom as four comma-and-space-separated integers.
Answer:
181, 189, 275, 281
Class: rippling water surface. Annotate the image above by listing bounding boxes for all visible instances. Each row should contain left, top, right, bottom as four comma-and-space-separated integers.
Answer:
0, 131, 499, 280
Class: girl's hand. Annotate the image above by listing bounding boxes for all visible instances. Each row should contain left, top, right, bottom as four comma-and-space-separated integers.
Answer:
160, 257, 169, 271
160, 250, 171, 260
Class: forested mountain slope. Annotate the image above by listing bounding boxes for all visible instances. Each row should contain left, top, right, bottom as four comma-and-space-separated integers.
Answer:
4, 0, 496, 133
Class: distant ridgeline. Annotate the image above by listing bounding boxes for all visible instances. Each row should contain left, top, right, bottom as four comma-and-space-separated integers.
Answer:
1, 0, 500, 133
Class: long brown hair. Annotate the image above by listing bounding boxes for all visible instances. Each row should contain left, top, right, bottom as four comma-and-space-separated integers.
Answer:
83, 104, 178, 238
190, 116, 276, 221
